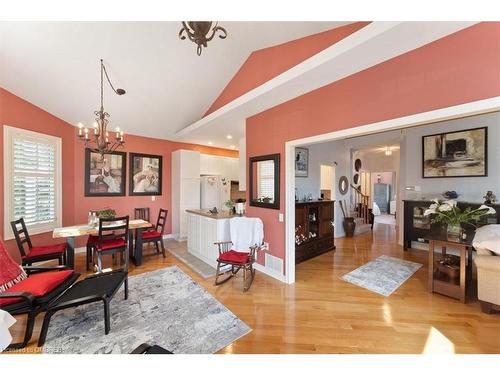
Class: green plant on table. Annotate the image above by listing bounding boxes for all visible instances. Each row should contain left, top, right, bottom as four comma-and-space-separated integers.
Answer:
97, 208, 116, 219
424, 199, 496, 226
224, 200, 235, 210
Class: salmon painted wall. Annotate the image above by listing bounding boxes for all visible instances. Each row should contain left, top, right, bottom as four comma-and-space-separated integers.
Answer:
204, 22, 370, 116
1, 88, 237, 262
246, 22, 500, 269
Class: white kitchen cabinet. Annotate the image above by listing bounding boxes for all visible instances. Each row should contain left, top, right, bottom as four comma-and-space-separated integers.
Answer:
172, 150, 201, 240
200, 154, 239, 181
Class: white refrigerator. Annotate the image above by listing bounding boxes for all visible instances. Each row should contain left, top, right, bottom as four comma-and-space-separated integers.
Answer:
200, 175, 231, 210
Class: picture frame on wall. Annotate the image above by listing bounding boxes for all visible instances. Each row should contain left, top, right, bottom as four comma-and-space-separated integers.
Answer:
84, 149, 126, 196
422, 126, 487, 178
129, 153, 163, 196
295, 147, 309, 177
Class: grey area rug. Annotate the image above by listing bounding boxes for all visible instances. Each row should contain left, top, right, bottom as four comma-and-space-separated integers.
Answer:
166, 246, 215, 279
43, 266, 251, 354
341, 255, 422, 297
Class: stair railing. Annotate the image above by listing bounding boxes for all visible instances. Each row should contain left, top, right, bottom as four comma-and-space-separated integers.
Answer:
350, 184, 370, 224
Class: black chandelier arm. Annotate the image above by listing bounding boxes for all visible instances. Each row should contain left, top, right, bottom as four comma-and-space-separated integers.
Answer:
101, 59, 123, 96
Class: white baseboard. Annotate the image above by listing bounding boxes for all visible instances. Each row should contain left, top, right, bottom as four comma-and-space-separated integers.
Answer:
254, 263, 286, 283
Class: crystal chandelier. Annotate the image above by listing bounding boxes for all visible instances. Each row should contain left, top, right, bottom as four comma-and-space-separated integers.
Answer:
179, 21, 227, 56
77, 59, 126, 155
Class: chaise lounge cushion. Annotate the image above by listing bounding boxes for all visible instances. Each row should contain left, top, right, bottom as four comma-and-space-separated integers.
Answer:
218, 250, 250, 264
24, 243, 66, 260
0, 270, 74, 307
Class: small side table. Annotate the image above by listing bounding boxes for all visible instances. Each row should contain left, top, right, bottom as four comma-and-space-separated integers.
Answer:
427, 237, 473, 303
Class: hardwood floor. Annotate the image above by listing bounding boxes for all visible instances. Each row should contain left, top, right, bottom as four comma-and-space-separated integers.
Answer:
6, 222, 500, 354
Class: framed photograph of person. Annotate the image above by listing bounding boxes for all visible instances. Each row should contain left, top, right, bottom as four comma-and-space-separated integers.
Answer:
84, 149, 126, 196
129, 153, 163, 196
295, 147, 309, 177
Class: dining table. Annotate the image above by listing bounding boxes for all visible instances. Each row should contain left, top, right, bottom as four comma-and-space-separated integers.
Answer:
53, 219, 153, 269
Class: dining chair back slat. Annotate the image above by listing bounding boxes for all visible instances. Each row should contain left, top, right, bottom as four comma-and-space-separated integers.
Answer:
10, 218, 33, 257
98, 216, 130, 246
134, 208, 150, 223
156, 209, 168, 235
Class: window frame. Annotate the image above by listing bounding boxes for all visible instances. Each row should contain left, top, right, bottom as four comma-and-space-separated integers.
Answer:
3, 125, 63, 240
249, 153, 280, 210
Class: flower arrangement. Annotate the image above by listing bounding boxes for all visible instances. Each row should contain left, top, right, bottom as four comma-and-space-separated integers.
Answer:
424, 199, 496, 226
224, 199, 235, 211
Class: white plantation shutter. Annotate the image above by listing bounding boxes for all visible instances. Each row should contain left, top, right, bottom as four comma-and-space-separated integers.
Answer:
4, 126, 62, 238
257, 160, 275, 202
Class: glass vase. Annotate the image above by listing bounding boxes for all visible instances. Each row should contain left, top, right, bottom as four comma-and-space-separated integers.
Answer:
446, 223, 462, 241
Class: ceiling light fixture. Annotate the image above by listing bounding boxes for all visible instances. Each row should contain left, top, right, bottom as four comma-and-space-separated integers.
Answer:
208, 141, 213, 146
77, 59, 126, 156
230, 145, 235, 149
385, 147, 393, 156
226, 134, 233, 139
179, 22, 227, 56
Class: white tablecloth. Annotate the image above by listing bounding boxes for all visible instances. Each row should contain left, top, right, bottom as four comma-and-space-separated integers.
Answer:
0, 309, 16, 351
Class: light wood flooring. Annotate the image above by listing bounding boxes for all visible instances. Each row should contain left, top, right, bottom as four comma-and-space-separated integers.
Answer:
6, 222, 500, 354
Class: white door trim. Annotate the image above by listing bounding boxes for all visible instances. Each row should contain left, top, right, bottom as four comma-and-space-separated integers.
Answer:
284, 96, 500, 284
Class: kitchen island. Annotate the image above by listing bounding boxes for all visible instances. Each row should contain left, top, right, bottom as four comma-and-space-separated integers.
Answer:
186, 209, 238, 267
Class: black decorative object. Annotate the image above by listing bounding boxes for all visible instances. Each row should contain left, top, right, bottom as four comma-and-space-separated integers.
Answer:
353, 173, 359, 184
179, 22, 227, 56
77, 59, 126, 156
422, 126, 487, 178
443, 191, 459, 199
354, 158, 362, 172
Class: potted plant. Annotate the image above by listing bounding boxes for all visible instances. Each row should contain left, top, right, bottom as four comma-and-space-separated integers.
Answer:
97, 208, 117, 220
224, 199, 235, 214
424, 199, 496, 240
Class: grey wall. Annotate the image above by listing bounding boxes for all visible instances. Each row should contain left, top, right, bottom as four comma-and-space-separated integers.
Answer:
402, 111, 499, 202
295, 111, 499, 238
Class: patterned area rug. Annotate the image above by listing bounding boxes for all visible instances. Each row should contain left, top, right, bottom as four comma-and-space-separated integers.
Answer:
341, 255, 422, 297
43, 266, 251, 354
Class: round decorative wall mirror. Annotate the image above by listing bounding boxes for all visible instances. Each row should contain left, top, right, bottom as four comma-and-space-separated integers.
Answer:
339, 176, 349, 195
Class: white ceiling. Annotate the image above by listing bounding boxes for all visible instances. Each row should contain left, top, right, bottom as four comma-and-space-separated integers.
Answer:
0, 21, 346, 145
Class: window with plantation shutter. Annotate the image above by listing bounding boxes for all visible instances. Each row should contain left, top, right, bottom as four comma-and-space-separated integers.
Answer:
257, 160, 275, 203
4, 126, 62, 238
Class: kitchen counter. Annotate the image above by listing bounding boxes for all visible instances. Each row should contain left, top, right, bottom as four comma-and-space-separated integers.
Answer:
295, 199, 335, 205
186, 209, 240, 220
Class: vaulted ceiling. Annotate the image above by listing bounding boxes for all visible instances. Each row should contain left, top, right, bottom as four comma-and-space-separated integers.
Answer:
0, 21, 345, 143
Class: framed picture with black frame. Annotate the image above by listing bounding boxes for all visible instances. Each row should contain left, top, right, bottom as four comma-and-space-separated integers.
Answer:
84, 149, 126, 196
129, 153, 163, 196
295, 147, 309, 177
422, 126, 487, 178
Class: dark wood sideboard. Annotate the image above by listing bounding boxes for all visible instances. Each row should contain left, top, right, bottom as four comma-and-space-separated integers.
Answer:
295, 200, 335, 263
403, 199, 500, 251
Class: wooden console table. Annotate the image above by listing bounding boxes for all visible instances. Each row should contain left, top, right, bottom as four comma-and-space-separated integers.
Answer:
427, 236, 473, 303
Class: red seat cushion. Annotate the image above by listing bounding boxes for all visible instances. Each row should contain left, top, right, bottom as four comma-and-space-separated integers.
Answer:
86, 235, 99, 245
96, 238, 127, 251
218, 250, 251, 264
0, 270, 74, 306
24, 243, 66, 260
142, 230, 162, 240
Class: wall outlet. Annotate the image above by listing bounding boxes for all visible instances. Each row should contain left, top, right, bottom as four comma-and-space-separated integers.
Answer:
262, 242, 270, 251
151, 196, 156, 201
278, 213, 284, 222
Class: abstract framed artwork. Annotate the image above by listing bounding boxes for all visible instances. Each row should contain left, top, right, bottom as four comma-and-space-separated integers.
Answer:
129, 153, 162, 196
295, 147, 309, 177
84, 149, 126, 196
422, 126, 487, 178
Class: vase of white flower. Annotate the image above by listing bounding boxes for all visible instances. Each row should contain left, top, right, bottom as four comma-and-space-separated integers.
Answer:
424, 199, 496, 241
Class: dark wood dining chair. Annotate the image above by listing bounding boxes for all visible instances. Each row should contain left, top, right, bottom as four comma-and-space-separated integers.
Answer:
94, 216, 129, 272
141, 209, 168, 258
134, 207, 150, 222
11, 218, 67, 266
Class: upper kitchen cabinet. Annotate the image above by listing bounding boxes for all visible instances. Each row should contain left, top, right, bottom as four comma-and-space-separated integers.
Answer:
200, 154, 239, 181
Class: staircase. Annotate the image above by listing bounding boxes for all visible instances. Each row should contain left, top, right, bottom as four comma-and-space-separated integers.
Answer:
350, 184, 373, 235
